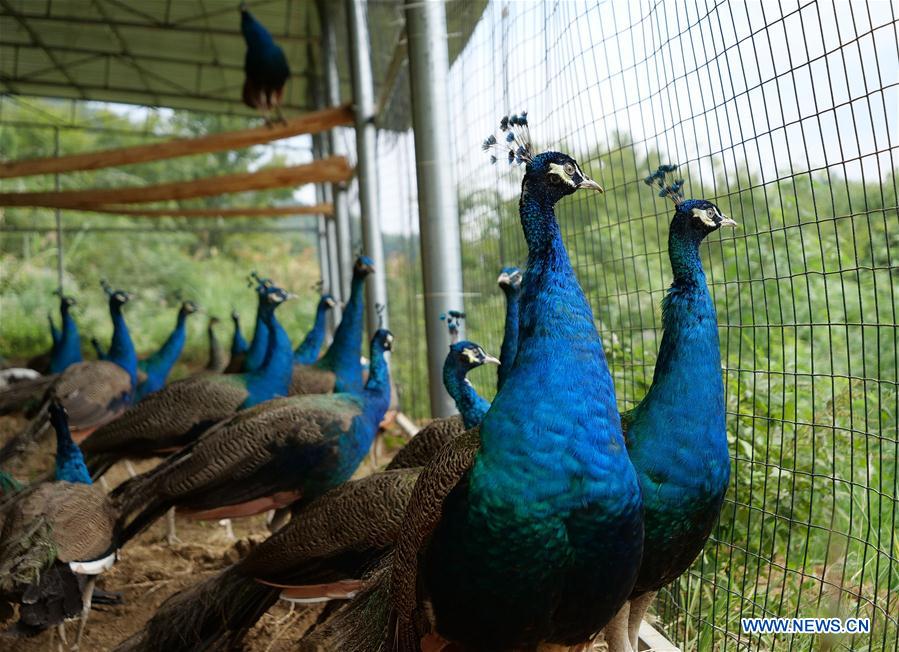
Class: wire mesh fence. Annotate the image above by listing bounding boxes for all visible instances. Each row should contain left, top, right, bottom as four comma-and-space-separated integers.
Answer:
375, 0, 898, 649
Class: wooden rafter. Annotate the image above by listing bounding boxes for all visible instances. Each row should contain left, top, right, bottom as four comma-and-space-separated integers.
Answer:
0, 157, 353, 209
82, 204, 333, 218
0, 105, 354, 179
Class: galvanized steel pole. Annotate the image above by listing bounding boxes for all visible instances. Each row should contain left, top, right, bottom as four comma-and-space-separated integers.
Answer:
345, 0, 389, 335
318, 0, 353, 309
311, 132, 338, 339
404, 0, 465, 417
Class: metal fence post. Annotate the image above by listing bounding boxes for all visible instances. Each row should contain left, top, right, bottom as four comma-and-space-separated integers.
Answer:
404, 0, 465, 417
345, 0, 389, 336
311, 132, 338, 339
318, 0, 353, 311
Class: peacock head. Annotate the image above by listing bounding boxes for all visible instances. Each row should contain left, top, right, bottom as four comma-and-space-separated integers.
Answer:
497, 266, 522, 292
353, 256, 375, 279
449, 341, 500, 372
47, 399, 69, 435
483, 112, 602, 204
208, 316, 221, 327
320, 293, 338, 309
231, 309, 241, 322
372, 329, 394, 353
263, 286, 293, 306
673, 199, 738, 240
180, 300, 200, 316
101, 280, 134, 307
646, 165, 738, 240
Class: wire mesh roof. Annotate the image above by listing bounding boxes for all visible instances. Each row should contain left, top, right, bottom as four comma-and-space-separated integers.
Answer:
0, 0, 487, 124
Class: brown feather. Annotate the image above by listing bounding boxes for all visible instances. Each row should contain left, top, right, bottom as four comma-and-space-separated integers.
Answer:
289, 364, 336, 395
51, 361, 132, 431
386, 416, 465, 471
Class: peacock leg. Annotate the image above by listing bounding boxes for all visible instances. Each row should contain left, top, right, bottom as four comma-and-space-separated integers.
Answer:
604, 600, 633, 652
165, 507, 180, 544
219, 518, 235, 540
55, 623, 67, 652
71, 575, 96, 651
627, 591, 656, 652
124, 460, 137, 478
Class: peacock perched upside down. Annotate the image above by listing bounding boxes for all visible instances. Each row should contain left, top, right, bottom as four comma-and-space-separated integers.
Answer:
318, 113, 643, 652
603, 166, 736, 651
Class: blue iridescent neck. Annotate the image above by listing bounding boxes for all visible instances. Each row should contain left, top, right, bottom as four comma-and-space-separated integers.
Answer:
107, 300, 138, 389
231, 315, 248, 355
443, 359, 489, 429
318, 274, 365, 394
244, 295, 270, 372
243, 303, 292, 407
361, 339, 391, 422
293, 299, 330, 365
49, 314, 61, 347
52, 412, 91, 485
498, 284, 520, 391
50, 302, 82, 373
136, 309, 188, 400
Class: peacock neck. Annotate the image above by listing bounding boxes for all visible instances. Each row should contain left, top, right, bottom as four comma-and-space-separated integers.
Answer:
136, 311, 187, 399
49, 314, 61, 347
319, 274, 365, 394
231, 316, 248, 355
294, 300, 329, 364
107, 302, 138, 389
443, 361, 489, 429
646, 230, 722, 409
208, 323, 223, 369
51, 304, 82, 373
243, 304, 292, 407
498, 286, 520, 390
53, 417, 92, 485
361, 343, 391, 421
244, 296, 270, 372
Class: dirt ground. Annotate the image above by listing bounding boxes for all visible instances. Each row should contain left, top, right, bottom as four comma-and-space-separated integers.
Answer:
0, 412, 403, 652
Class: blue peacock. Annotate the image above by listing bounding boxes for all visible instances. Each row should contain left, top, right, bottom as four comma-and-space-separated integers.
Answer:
320, 112, 644, 651
240, 3, 291, 123
80, 281, 295, 480
293, 292, 338, 365
134, 300, 199, 400
496, 266, 522, 389
48, 291, 82, 374
604, 165, 736, 651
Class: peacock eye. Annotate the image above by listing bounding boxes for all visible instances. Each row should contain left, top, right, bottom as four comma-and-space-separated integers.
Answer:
563, 163, 575, 175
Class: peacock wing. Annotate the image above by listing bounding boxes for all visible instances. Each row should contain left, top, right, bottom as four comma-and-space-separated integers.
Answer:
386, 415, 465, 471
0, 483, 114, 595
388, 427, 481, 647
239, 468, 421, 585
153, 395, 362, 509
52, 361, 132, 431
289, 364, 336, 395
80, 374, 249, 456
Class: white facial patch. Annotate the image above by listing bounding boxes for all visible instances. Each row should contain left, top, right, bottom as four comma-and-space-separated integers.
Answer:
548, 162, 577, 187
463, 348, 481, 364
692, 206, 720, 227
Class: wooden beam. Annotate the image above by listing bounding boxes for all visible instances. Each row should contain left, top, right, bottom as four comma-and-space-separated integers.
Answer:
0, 105, 354, 179
0, 157, 353, 209
82, 204, 333, 218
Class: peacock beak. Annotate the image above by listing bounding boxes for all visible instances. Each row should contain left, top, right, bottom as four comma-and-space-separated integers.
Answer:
719, 215, 738, 228
483, 353, 501, 366
577, 177, 604, 192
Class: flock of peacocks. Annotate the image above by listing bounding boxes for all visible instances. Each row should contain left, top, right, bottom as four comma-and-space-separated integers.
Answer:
0, 109, 736, 652
0, 7, 735, 650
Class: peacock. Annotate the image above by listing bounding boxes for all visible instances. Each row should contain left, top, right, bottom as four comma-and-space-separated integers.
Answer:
239, 273, 274, 373
109, 340, 500, 652
112, 327, 394, 547
0, 401, 117, 648
49, 292, 83, 374
603, 166, 736, 651
496, 266, 522, 390
386, 340, 498, 472
317, 113, 643, 652
223, 309, 250, 373
204, 316, 226, 372
0, 282, 138, 464
289, 256, 373, 396
80, 282, 294, 480
293, 293, 337, 364
134, 300, 199, 401
240, 2, 291, 123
